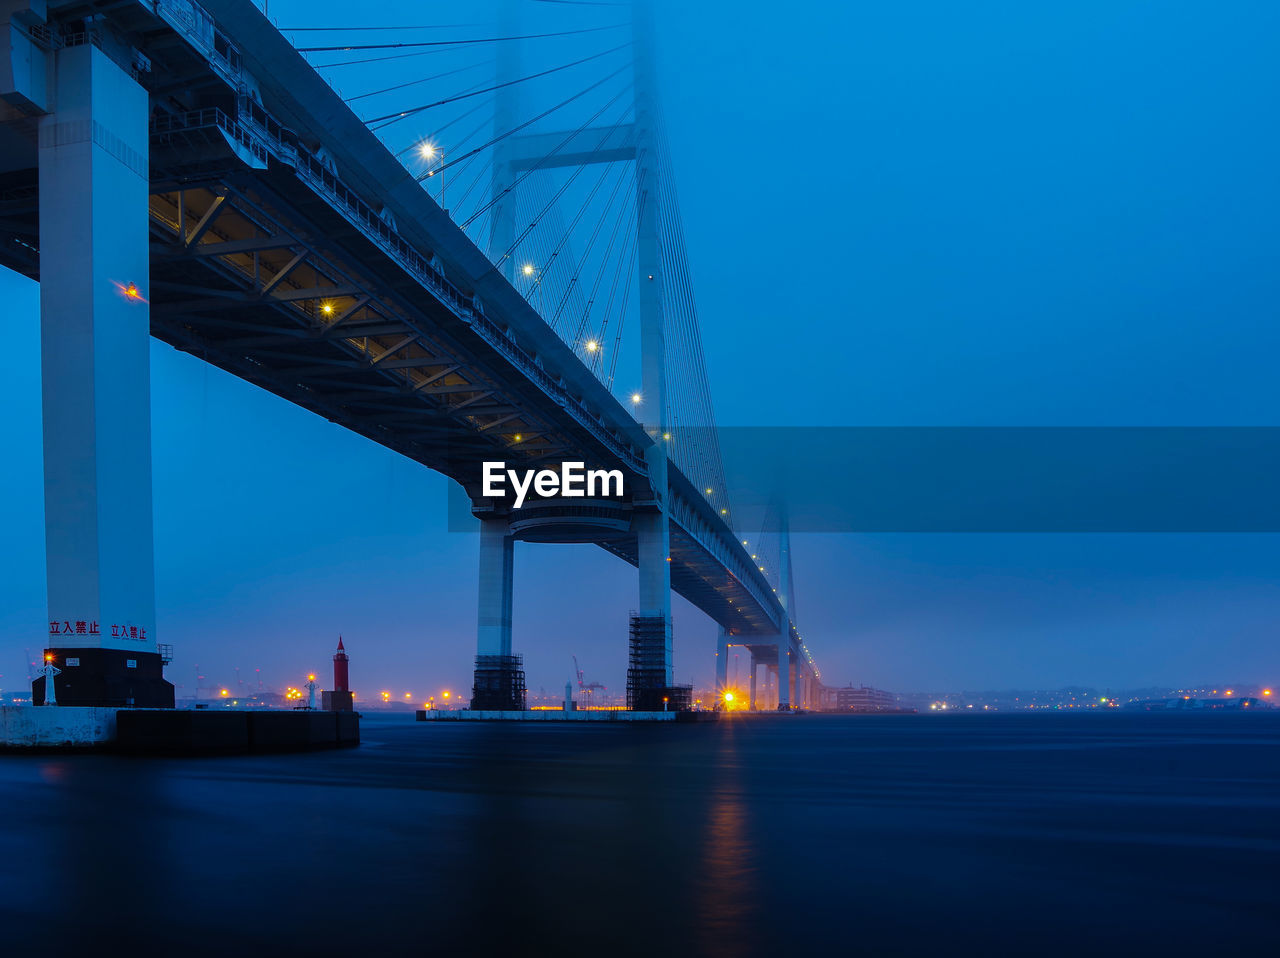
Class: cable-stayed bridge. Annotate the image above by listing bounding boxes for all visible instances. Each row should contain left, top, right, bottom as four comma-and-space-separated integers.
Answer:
0, 0, 820, 710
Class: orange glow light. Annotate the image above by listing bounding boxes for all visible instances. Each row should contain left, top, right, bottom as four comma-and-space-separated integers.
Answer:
112, 280, 148, 303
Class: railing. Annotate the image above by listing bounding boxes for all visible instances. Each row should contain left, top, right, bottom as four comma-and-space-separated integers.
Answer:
143, 0, 793, 632
149, 0, 650, 475
150, 108, 268, 165
149, 99, 647, 475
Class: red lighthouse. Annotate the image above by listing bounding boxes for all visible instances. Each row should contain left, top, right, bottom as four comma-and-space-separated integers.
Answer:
322, 637, 354, 711
333, 637, 349, 691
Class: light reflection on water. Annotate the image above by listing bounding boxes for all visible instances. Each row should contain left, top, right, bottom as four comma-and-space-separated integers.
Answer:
695, 725, 757, 957
0, 712, 1278, 954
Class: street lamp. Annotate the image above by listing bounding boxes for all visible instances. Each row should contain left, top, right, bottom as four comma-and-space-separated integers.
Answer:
520, 264, 544, 314
420, 141, 445, 211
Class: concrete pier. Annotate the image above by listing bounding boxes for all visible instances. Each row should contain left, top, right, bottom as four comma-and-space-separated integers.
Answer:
35, 41, 172, 707
0, 707, 360, 752
0, 706, 118, 748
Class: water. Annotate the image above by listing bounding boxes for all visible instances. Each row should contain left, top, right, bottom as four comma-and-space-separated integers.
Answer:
2, 712, 1278, 954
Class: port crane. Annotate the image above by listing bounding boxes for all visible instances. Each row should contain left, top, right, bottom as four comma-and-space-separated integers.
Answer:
572, 656, 606, 709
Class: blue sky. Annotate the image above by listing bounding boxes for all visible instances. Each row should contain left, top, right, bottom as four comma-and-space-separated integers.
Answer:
2, 0, 1278, 698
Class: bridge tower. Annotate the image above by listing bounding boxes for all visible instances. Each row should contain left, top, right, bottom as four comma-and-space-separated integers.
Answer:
475, 0, 676, 710
488, 0, 521, 281
3, 14, 173, 707
779, 513, 794, 709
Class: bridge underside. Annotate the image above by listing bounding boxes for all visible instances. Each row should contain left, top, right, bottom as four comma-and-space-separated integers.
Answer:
0, 0, 808, 718
0, 153, 777, 637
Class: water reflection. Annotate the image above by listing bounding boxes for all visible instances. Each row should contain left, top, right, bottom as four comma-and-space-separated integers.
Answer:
695, 722, 758, 957
1, 713, 1278, 954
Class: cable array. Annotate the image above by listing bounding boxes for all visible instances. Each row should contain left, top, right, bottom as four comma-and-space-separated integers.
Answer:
287, 2, 732, 525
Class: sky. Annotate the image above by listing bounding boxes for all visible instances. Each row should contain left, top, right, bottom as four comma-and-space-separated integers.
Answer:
2, 0, 1279, 699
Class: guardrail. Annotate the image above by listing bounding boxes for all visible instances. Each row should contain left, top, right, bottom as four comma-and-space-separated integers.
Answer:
143, 0, 793, 639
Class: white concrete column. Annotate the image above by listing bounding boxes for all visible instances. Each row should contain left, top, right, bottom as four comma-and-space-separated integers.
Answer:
633, 0, 666, 434
635, 509, 672, 684
715, 626, 728, 698
39, 43, 156, 657
489, 0, 519, 275
777, 640, 791, 710
631, 1, 673, 687
476, 517, 514, 656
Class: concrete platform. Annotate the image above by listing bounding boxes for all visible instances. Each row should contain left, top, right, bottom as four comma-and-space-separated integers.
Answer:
0, 705, 119, 747
416, 709, 720, 723
1, 706, 360, 752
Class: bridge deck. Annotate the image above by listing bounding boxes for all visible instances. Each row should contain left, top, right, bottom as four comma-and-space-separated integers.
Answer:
0, 0, 799, 644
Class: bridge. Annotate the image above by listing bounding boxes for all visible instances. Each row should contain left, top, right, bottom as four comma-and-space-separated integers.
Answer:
0, 0, 821, 710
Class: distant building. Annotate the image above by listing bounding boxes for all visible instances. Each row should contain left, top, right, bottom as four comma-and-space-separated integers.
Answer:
1125, 696, 1265, 711
835, 685, 897, 712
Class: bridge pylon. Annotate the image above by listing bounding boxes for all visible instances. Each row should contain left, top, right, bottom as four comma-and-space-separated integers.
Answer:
12, 30, 173, 707
487, 0, 681, 709
470, 515, 525, 710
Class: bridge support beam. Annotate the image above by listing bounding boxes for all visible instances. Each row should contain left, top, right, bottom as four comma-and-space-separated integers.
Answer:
471, 517, 524, 710
489, 0, 520, 277
715, 626, 728, 704
777, 639, 791, 711
33, 43, 172, 708
749, 653, 758, 709
627, 509, 676, 709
